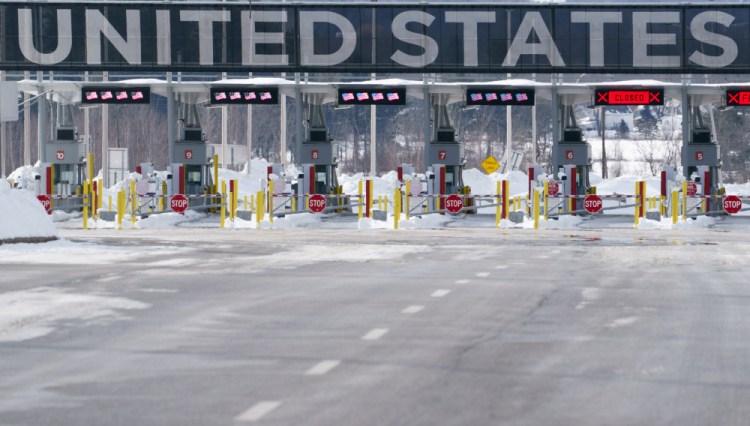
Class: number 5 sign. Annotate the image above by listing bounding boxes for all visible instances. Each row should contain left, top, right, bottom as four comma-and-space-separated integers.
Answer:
696, 151, 704, 161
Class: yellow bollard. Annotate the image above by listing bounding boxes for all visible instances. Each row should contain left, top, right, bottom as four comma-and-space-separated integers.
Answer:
291, 195, 297, 213
268, 180, 274, 223
256, 190, 264, 224
244, 195, 248, 211
108, 195, 113, 212
82, 181, 89, 230
357, 179, 365, 220
543, 181, 549, 221
378, 195, 383, 211
213, 154, 219, 194
496, 180, 501, 227
533, 189, 540, 230
672, 190, 679, 224
682, 181, 688, 221
305, 194, 310, 211
404, 181, 411, 221
220, 181, 226, 229
250, 194, 255, 212
117, 190, 125, 230
130, 180, 137, 225
503, 180, 510, 221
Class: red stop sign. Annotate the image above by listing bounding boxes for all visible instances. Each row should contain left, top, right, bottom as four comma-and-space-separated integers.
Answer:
309, 194, 326, 213
37, 195, 52, 214
723, 195, 743, 215
583, 194, 603, 214
686, 181, 697, 196
170, 194, 188, 214
548, 181, 559, 196
445, 194, 464, 214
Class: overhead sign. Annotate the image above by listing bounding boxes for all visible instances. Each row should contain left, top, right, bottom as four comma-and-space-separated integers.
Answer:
725, 90, 750, 106
723, 195, 743, 215
37, 195, 52, 214
309, 194, 326, 213
170, 194, 188, 214
583, 194, 603, 214
81, 87, 150, 104
594, 88, 664, 106
5, 5, 750, 73
338, 88, 406, 106
445, 194, 464, 214
481, 155, 500, 174
466, 88, 534, 106
210, 87, 279, 105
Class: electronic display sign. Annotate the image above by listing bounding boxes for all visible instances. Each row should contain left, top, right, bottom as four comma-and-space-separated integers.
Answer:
466, 88, 535, 106
594, 88, 664, 106
210, 87, 279, 105
337, 88, 406, 105
81, 87, 150, 104
725, 90, 750, 106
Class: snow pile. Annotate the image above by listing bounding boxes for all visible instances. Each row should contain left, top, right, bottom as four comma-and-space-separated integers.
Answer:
233, 212, 323, 229
135, 211, 206, 228
398, 213, 453, 229
0, 287, 149, 342
0, 180, 58, 242
7, 164, 39, 190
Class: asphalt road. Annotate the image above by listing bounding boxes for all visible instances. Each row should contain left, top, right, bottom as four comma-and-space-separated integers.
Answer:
1, 227, 750, 426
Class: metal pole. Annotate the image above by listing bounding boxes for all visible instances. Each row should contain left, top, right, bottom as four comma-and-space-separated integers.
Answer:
423, 78, 431, 172
23, 71, 30, 166
221, 72, 227, 169
102, 71, 109, 187
601, 107, 607, 179
551, 74, 560, 178
295, 73, 303, 166
370, 102, 376, 175
681, 75, 691, 178
246, 72, 253, 174
281, 86, 287, 165
532, 73, 537, 165
167, 72, 176, 166
37, 71, 46, 164
84, 72, 90, 169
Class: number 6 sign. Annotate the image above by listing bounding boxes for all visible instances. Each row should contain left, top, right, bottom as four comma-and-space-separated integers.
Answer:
565, 150, 574, 161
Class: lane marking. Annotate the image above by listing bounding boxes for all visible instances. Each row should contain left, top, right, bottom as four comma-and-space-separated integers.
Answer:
305, 360, 341, 376
455, 279, 470, 284
98, 275, 122, 283
402, 305, 425, 314
431, 290, 451, 298
476, 272, 490, 278
235, 401, 282, 422
495, 265, 508, 270
362, 328, 389, 340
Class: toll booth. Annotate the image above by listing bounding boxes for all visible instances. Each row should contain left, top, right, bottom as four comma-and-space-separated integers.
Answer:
44, 103, 88, 196
682, 106, 721, 211
425, 95, 465, 205
552, 105, 592, 211
170, 103, 213, 195
298, 97, 339, 195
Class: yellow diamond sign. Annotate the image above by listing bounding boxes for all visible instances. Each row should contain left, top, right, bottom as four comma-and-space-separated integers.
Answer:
481, 155, 500, 174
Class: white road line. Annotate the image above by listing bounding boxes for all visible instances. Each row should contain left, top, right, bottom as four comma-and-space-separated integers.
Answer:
431, 290, 451, 298
476, 272, 490, 278
98, 275, 121, 283
402, 305, 425, 314
495, 265, 509, 270
305, 360, 341, 376
362, 328, 389, 340
235, 401, 282, 422
455, 279, 470, 284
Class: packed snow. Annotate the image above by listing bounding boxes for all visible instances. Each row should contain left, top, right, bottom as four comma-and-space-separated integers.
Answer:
0, 178, 58, 242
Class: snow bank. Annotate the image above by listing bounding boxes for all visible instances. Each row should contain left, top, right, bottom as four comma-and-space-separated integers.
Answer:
0, 180, 58, 242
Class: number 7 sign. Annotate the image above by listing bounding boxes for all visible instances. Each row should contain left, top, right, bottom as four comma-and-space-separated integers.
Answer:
438, 150, 446, 160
